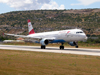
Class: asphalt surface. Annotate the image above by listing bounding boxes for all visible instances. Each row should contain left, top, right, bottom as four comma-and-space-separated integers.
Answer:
0, 45, 100, 56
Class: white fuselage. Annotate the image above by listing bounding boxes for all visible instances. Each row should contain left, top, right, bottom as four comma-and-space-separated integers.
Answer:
27, 29, 87, 42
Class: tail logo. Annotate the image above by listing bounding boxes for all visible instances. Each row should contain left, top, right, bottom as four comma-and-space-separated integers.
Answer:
28, 19, 35, 35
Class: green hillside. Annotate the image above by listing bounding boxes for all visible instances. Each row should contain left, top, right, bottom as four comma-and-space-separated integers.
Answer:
0, 9, 100, 38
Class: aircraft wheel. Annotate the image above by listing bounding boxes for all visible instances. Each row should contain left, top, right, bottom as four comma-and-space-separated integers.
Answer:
41, 45, 46, 49
75, 46, 78, 48
60, 46, 64, 50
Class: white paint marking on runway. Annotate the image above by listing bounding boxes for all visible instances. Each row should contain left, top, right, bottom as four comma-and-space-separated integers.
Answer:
0, 45, 100, 56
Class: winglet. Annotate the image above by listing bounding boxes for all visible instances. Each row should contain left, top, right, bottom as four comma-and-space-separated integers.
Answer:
27, 19, 35, 35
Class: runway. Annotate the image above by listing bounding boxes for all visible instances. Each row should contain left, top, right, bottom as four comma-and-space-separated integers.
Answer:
0, 45, 100, 56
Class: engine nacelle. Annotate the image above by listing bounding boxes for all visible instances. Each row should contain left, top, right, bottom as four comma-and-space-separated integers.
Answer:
68, 42, 77, 46
40, 39, 49, 46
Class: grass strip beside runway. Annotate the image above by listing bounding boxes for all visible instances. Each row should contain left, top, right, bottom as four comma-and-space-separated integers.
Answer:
0, 50, 100, 75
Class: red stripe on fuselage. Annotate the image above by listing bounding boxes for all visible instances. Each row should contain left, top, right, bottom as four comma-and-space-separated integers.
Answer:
65, 31, 70, 36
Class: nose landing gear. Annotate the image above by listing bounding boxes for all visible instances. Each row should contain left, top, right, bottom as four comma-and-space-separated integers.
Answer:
74, 42, 78, 48
75, 45, 78, 48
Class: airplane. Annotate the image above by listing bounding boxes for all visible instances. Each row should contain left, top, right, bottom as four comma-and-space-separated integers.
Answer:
5, 19, 87, 49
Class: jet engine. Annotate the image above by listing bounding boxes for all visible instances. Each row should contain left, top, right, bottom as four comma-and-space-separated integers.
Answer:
40, 39, 49, 45
68, 42, 77, 46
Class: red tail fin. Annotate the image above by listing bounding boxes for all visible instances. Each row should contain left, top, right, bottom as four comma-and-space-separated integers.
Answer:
27, 19, 35, 35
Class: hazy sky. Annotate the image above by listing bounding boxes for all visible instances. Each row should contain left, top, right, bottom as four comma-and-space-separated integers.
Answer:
0, 0, 100, 14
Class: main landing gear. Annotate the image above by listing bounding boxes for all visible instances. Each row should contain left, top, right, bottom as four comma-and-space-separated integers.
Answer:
60, 43, 64, 50
41, 45, 46, 49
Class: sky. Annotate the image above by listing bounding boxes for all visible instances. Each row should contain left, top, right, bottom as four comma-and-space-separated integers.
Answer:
0, 0, 100, 14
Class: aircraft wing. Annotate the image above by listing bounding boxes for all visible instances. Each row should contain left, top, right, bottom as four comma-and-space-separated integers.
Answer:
4, 33, 56, 41
4, 33, 25, 37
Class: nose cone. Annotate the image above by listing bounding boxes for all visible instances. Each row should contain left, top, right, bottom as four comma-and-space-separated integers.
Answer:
85, 36, 88, 40
79, 33, 86, 38
82, 33, 88, 40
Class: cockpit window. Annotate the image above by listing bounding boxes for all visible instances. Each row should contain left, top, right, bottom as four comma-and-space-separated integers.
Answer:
76, 31, 83, 34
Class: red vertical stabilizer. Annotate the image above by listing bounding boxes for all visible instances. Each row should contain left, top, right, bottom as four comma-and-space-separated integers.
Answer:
27, 19, 35, 35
